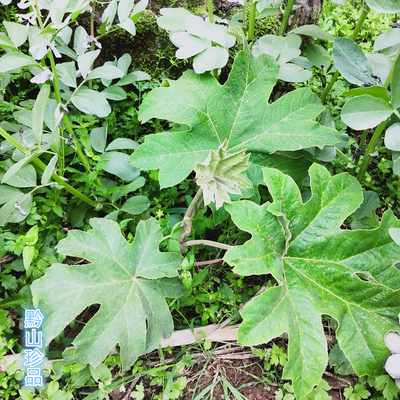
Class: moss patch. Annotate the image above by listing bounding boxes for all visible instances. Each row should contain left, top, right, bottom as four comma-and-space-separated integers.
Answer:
253, 15, 280, 38
98, 10, 189, 79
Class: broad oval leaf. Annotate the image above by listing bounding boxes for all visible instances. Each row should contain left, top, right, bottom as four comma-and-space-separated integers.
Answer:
193, 47, 229, 74
90, 125, 108, 153
3, 21, 28, 47
304, 43, 331, 70
116, 71, 151, 86
365, 0, 400, 13
106, 138, 139, 151
341, 95, 394, 130
32, 84, 50, 145
253, 35, 285, 59
389, 227, 400, 246
185, 15, 235, 48
131, 0, 148, 20
374, 28, 400, 52
391, 53, 400, 109
71, 87, 111, 117
332, 38, 375, 86
366, 53, 392, 84
0, 192, 32, 226
0, 53, 38, 73
170, 32, 208, 59
0, 185, 23, 205
41, 154, 58, 185
118, 18, 136, 36
56, 62, 77, 88
157, 8, 192, 31
101, 0, 118, 29
118, 0, 134, 23
343, 86, 391, 102
78, 50, 101, 79
100, 151, 140, 181
131, 48, 341, 188
2, 157, 38, 188
224, 164, 400, 399
278, 63, 311, 82
73, 26, 89, 56
102, 85, 127, 101
289, 24, 335, 41
385, 123, 400, 151
109, 176, 146, 202
31, 218, 185, 369
121, 195, 150, 215
87, 65, 124, 81
117, 53, 132, 75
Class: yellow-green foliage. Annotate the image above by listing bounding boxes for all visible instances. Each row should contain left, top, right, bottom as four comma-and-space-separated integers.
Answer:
134, 11, 188, 78
98, 10, 187, 79
253, 14, 280, 38
321, 0, 397, 51
241, 11, 280, 39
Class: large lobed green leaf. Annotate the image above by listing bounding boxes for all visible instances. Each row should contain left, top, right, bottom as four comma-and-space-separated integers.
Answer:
130, 48, 341, 188
31, 218, 185, 370
224, 164, 400, 399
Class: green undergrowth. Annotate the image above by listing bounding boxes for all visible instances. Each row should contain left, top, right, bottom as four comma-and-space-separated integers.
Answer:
1, 0, 400, 399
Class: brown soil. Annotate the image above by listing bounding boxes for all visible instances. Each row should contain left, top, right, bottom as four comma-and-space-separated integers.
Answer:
108, 344, 351, 400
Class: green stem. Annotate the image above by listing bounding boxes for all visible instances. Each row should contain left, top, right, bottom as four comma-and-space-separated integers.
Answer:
89, 1, 96, 90
207, 0, 218, 77
359, 128, 369, 151
242, 0, 248, 23
37, 0, 93, 178
354, 43, 400, 182
207, 0, 214, 23
320, 5, 369, 102
48, 52, 104, 188
320, 70, 340, 103
1, 101, 24, 111
96, 26, 120, 41
356, 120, 387, 183
349, 7, 369, 40
47, 51, 66, 173
349, 127, 369, 175
0, 128, 98, 208
247, 0, 257, 42
278, 0, 296, 36
179, 188, 203, 246
384, 46, 400, 88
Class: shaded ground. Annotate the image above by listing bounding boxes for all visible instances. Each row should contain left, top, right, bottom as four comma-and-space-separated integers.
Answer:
108, 343, 352, 400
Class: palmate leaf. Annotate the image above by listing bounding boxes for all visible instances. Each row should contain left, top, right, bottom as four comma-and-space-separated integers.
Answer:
31, 218, 185, 369
130, 48, 341, 188
224, 164, 400, 399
